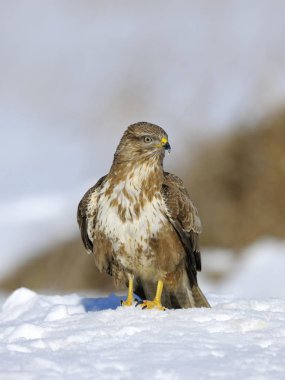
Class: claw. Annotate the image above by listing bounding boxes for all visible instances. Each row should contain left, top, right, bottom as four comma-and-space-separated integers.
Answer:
135, 300, 143, 307
121, 299, 133, 307
137, 300, 166, 311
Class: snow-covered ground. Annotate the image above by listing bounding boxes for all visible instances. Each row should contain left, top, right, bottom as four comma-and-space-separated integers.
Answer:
0, 287, 285, 380
1, 240, 285, 379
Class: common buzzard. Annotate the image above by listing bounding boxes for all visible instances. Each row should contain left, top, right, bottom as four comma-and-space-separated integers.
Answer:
77, 122, 210, 309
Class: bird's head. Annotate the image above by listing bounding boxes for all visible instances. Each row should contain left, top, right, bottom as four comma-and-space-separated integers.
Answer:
114, 122, 171, 164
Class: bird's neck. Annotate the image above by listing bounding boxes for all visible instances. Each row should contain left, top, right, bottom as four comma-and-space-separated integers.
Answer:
101, 158, 164, 222
109, 158, 164, 194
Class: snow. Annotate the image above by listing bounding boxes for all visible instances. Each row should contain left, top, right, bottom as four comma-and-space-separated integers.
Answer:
1, 239, 285, 379
222, 239, 285, 299
0, 288, 285, 380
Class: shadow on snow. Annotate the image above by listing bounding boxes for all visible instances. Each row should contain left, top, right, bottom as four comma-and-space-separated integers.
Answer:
81, 293, 142, 312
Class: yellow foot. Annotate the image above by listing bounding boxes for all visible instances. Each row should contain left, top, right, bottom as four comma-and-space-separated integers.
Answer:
137, 300, 166, 311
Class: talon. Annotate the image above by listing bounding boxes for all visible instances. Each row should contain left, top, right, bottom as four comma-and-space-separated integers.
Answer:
137, 299, 166, 311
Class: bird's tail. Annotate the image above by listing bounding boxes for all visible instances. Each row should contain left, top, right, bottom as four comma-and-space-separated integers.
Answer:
162, 282, 210, 309
186, 284, 211, 308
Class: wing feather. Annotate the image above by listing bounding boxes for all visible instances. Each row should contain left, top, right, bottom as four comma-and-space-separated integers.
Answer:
162, 172, 203, 286
77, 175, 107, 254
162, 172, 202, 234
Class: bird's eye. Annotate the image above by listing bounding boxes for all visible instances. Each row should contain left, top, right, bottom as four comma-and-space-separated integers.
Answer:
144, 136, 153, 143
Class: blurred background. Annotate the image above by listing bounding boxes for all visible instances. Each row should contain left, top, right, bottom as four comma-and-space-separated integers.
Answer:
1, 0, 285, 299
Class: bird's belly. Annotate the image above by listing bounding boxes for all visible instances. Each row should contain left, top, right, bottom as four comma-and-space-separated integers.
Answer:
95, 197, 169, 275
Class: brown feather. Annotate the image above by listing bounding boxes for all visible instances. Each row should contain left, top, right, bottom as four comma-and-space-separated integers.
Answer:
161, 171, 210, 307
77, 175, 107, 253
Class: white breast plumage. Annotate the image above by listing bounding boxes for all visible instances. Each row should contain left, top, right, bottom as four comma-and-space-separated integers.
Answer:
95, 167, 168, 261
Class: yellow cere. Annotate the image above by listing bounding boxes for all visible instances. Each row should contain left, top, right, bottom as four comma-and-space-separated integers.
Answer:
161, 137, 168, 145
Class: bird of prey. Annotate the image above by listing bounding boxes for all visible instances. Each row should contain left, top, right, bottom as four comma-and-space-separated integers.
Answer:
77, 122, 210, 309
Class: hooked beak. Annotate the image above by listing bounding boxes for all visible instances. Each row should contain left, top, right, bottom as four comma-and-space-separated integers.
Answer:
160, 137, 171, 153
163, 142, 171, 153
